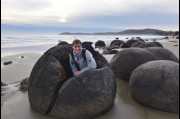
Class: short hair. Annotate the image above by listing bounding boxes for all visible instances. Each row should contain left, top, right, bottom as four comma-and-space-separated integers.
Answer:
72, 39, 82, 46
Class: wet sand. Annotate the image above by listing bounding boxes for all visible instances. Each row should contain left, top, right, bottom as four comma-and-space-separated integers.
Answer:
1, 38, 179, 119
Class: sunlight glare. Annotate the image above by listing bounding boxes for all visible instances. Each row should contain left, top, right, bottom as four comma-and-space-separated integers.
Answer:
59, 18, 67, 23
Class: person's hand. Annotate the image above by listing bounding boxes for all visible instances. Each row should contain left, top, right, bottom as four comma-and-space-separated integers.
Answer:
74, 71, 81, 77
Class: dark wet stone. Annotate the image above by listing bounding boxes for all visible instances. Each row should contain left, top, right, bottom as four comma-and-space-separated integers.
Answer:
3, 61, 12, 65
136, 37, 145, 42
144, 47, 179, 63
50, 66, 116, 119
110, 48, 157, 81
1, 82, 7, 86
129, 60, 179, 112
151, 42, 163, 47
58, 41, 69, 45
19, 77, 29, 91
132, 41, 163, 48
131, 41, 144, 47
110, 40, 125, 48
122, 39, 138, 48
102, 49, 119, 55
82, 42, 98, 57
28, 45, 116, 119
137, 42, 157, 48
95, 40, 106, 48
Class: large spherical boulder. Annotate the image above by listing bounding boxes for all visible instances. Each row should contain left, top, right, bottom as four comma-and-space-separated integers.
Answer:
19, 77, 29, 91
110, 48, 157, 81
129, 60, 179, 112
82, 42, 97, 57
151, 42, 163, 47
137, 42, 157, 48
110, 40, 125, 48
124, 39, 138, 48
136, 37, 145, 42
50, 67, 116, 119
28, 45, 117, 119
58, 41, 69, 45
102, 49, 119, 55
132, 42, 163, 48
144, 47, 179, 63
1, 82, 7, 86
95, 40, 106, 48
131, 41, 144, 47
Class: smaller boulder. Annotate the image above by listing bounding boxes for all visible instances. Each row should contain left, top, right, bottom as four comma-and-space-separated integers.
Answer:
3, 61, 12, 65
95, 40, 106, 48
19, 77, 29, 91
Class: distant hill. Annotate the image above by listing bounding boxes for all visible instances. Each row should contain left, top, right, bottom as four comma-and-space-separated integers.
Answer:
59, 28, 178, 36
117, 28, 168, 35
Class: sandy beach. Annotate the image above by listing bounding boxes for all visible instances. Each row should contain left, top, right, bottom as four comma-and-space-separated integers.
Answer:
1, 38, 179, 119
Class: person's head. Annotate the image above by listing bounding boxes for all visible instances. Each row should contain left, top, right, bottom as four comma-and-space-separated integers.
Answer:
72, 39, 82, 54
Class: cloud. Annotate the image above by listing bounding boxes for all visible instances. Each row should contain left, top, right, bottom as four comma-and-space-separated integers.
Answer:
1, 0, 179, 29
1, 0, 179, 23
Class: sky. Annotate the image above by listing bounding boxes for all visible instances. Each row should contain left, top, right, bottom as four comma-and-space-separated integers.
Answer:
1, 0, 179, 35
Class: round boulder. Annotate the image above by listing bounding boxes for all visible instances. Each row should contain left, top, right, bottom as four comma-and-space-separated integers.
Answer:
136, 37, 145, 42
28, 45, 116, 119
102, 49, 119, 55
95, 40, 106, 48
1, 82, 7, 86
137, 42, 157, 48
129, 60, 179, 112
131, 42, 163, 48
58, 41, 69, 45
131, 41, 144, 47
124, 39, 138, 48
144, 47, 179, 63
110, 40, 125, 48
151, 42, 163, 47
19, 77, 29, 91
110, 48, 157, 81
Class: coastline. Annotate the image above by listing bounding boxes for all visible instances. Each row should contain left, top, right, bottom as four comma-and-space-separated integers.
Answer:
1, 38, 179, 119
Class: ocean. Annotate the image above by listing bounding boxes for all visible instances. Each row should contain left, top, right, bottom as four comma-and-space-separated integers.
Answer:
1, 34, 165, 57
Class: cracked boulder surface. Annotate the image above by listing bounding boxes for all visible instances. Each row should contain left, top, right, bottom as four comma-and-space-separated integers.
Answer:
28, 45, 117, 119
129, 60, 179, 112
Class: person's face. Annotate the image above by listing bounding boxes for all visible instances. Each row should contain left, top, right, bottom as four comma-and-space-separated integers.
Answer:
73, 43, 82, 54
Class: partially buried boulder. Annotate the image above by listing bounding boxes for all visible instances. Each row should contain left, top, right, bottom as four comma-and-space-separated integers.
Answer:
136, 42, 157, 48
28, 44, 117, 119
131, 41, 144, 47
129, 60, 179, 112
3, 61, 12, 65
19, 77, 29, 91
110, 40, 125, 48
102, 47, 119, 55
58, 41, 69, 45
123, 39, 138, 48
151, 42, 163, 47
95, 40, 106, 48
131, 41, 163, 48
1, 82, 7, 86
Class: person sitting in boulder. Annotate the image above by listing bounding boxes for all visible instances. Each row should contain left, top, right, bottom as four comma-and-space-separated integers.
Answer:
69, 39, 97, 77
